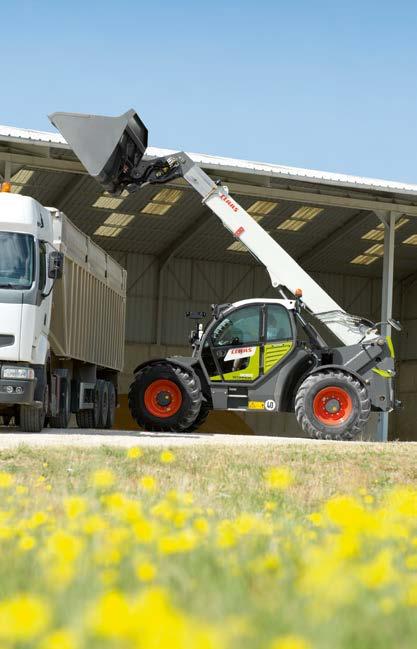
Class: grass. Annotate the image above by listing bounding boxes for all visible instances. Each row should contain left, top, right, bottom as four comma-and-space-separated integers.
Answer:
0, 442, 417, 648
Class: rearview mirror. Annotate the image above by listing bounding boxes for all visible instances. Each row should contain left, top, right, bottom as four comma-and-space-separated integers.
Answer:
48, 251, 64, 280
388, 318, 402, 332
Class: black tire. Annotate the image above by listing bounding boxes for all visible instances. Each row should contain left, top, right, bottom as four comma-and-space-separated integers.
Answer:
105, 382, 116, 429
182, 400, 211, 432
49, 378, 71, 429
20, 384, 48, 433
76, 380, 107, 429
76, 408, 95, 429
128, 362, 202, 432
295, 370, 371, 441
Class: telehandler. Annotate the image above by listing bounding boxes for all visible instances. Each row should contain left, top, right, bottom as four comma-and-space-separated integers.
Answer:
49, 109, 400, 440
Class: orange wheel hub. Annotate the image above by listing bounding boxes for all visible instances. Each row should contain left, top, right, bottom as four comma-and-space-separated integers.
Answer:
144, 379, 182, 418
313, 386, 353, 426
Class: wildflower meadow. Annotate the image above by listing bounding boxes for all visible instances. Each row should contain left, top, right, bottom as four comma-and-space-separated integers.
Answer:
0, 442, 416, 648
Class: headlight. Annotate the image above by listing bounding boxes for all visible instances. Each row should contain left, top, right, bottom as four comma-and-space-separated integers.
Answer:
1, 366, 35, 380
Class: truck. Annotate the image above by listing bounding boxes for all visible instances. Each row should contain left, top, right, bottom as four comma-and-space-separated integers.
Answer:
49, 109, 400, 441
0, 188, 126, 432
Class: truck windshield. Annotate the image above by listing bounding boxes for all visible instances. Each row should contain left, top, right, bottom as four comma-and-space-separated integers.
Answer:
0, 233, 35, 289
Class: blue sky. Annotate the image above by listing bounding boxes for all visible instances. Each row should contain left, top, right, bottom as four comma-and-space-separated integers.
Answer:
2, 0, 416, 182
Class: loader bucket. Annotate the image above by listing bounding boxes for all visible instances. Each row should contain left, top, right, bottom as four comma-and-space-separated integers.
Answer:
49, 109, 148, 193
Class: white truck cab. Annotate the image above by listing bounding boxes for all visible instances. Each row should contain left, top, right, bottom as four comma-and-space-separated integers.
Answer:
0, 188, 126, 432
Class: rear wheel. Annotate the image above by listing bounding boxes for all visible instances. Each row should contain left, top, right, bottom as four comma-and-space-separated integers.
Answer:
49, 378, 71, 429
128, 363, 202, 432
105, 382, 116, 429
295, 371, 370, 440
76, 380, 108, 429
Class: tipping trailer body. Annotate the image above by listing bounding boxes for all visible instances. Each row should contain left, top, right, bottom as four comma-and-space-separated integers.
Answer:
50, 210, 126, 371
0, 191, 126, 432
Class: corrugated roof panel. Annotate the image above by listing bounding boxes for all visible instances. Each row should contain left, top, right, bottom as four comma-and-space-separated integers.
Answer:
1, 122, 417, 197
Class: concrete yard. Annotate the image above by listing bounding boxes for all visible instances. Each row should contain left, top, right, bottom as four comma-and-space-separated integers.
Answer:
0, 428, 415, 450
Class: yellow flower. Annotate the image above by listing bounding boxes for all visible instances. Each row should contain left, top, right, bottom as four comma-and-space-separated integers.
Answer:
64, 496, 87, 519
194, 517, 209, 535
140, 475, 157, 492
270, 635, 312, 649
0, 595, 50, 640
264, 467, 294, 491
359, 549, 398, 590
0, 472, 14, 488
160, 450, 175, 463
91, 469, 116, 489
136, 561, 157, 582
47, 530, 83, 562
264, 501, 277, 512
40, 629, 76, 649
127, 447, 143, 459
158, 530, 198, 554
15, 485, 29, 496
19, 535, 36, 551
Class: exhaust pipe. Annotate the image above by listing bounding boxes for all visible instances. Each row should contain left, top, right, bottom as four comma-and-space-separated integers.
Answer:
49, 109, 148, 193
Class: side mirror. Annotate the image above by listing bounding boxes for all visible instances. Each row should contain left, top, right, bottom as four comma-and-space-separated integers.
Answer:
388, 318, 402, 332
48, 251, 64, 280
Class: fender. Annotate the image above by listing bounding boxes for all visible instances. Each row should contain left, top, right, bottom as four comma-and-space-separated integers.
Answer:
133, 357, 198, 375
306, 364, 367, 387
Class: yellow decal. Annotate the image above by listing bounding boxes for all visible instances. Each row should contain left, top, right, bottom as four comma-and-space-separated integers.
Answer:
372, 368, 393, 378
386, 336, 395, 359
248, 401, 265, 410
264, 342, 293, 374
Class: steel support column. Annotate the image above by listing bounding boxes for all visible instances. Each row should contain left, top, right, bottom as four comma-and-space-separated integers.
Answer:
376, 211, 397, 442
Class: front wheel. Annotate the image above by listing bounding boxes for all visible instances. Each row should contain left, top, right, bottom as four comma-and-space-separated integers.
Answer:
295, 371, 371, 441
128, 363, 202, 432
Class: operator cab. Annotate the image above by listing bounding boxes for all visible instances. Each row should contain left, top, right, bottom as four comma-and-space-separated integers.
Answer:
200, 299, 297, 384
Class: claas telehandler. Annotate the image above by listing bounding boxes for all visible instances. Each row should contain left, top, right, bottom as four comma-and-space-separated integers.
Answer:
49, 109, 400, 440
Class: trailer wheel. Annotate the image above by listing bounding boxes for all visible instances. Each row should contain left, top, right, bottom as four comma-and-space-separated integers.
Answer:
76, 408, 94, 429
20, 384, 48, 433
93, 380, 108, 429
128, 362, 202, 432
104, 382, 116, 429
49, 379, 71, 429
295, 371, 370, 440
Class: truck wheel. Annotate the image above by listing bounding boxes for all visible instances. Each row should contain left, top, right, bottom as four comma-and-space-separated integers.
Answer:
76, 409, 94, 429
76, 380, 108, 429
295, 371, 370, 441
128, 363, 202, 432
20, 385, 48, 433
104, 382, 116, 429
49, 379, 71, 429
94, 380, 108, 429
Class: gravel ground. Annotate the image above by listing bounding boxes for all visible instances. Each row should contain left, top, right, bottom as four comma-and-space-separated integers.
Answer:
0, 428, 414, 449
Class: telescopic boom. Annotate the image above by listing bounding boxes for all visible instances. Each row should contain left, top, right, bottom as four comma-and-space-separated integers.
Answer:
49, 109, 355, 343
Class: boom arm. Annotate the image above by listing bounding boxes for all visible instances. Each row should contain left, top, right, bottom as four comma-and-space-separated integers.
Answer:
49, 109, 358, 344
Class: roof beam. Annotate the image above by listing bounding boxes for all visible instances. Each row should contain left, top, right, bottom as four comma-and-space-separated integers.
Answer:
298, 210, 369, 267
0, 151, 84, 174
225, 182, 417, 217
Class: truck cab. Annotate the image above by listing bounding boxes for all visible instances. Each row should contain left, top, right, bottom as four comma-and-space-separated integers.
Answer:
0, 188, 126, 432
0, 192, 58, 418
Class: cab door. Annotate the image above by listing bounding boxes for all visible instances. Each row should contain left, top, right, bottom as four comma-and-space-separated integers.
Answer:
206, 304, 262, 383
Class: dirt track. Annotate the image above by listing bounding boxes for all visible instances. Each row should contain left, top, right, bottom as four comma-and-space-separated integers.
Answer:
0, 428, 414, 449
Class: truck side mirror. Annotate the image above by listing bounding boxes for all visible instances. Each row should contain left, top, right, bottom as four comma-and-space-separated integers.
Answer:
48, 251, 64, 279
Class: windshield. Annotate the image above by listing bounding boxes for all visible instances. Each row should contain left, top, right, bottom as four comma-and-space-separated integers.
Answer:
0, 233, 35, 289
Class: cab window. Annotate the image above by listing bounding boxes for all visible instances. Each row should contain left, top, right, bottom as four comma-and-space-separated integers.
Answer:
211, 305, 261, 347
265, 304, 292, 341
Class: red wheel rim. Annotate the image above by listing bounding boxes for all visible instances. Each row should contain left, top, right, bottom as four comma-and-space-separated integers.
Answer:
144, 379, 182, 418
313, 386, 353, 426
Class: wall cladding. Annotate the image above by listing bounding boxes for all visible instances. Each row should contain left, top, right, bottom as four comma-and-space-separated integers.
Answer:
115, 251, 416, 440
